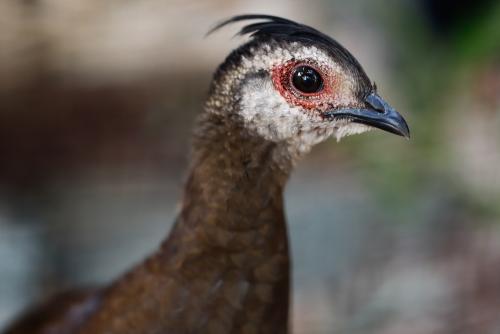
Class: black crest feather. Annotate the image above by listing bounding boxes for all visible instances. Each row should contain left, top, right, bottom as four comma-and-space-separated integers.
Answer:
208, 14, 372, 92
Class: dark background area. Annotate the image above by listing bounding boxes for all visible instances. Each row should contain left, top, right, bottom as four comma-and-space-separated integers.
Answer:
0, 0, 499, 333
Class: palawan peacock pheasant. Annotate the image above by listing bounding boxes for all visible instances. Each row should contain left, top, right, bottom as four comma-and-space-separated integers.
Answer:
3, 14, 409, 334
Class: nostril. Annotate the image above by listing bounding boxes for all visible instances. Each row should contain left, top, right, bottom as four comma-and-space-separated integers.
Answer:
365, 93, 388, 114
370, 104, 385, 114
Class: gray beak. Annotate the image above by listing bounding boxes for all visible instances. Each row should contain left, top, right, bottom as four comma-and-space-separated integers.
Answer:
325, 93, 410, 138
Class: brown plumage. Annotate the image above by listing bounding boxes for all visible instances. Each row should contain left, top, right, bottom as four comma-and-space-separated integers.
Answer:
3, 15, 409, 334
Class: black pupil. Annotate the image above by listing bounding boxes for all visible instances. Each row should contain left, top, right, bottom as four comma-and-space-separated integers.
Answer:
292, 66, 323, 93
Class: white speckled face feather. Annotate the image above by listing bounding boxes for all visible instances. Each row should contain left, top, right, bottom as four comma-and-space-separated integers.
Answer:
206, 41, 372, 153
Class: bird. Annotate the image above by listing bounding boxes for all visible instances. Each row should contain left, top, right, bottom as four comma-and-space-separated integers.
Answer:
3, 14, 409, 334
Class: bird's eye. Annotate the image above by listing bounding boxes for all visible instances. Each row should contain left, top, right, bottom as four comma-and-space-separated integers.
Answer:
291, 66, 323, 94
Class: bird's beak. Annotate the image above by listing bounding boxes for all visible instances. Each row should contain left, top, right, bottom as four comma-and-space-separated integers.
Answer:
325, 93, 410, 138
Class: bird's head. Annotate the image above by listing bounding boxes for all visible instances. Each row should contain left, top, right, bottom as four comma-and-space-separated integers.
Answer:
207, 15, 409, 153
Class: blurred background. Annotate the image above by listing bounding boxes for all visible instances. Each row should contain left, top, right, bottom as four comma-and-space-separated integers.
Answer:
0, 0, 499, 333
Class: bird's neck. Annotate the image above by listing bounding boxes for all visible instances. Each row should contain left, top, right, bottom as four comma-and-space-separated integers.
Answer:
183, 111, 293, 225
160, 112, 294, 332
167, 110, 295, 258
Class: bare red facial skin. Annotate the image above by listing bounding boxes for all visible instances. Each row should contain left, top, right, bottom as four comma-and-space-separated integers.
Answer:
271, 59, 341, 113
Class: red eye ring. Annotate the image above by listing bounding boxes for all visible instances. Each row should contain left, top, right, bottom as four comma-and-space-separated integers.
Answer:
272, 59, 336, 110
